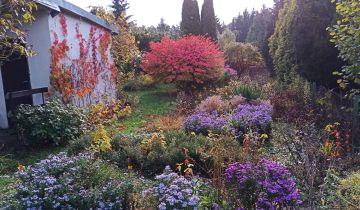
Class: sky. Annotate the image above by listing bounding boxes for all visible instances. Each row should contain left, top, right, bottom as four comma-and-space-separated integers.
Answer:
67, 0, 274, 26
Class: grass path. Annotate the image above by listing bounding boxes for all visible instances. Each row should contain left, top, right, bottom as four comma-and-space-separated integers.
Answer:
120, 85, 177, 133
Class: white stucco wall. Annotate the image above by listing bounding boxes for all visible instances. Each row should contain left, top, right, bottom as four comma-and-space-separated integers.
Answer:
0, 66, 9, 129
0, 7, 116, 128
48, 11, 116, 107
25, 8, 52, 105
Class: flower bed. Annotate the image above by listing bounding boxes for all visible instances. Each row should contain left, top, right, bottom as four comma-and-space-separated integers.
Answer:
12, 152, 142, 209
224, 159, 302, 209
184, 104, 272, 142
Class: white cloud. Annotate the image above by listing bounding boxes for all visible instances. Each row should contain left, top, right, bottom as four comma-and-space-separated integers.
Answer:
66, 0, 274, 26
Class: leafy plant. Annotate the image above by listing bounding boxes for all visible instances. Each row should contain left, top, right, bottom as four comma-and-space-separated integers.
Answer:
329, 0, 360, 96
232, 84, 262, 101
14, 99, 86, 146
88, 125, 112, 153
0, 0, 37, 61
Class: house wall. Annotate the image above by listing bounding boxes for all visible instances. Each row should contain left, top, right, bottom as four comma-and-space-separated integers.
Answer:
48, 11, 116, 107
0, 66, 9, 129
25, 8, 52, 105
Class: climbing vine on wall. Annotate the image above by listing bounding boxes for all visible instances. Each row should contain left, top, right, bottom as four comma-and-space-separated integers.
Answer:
50, 14, 116, 104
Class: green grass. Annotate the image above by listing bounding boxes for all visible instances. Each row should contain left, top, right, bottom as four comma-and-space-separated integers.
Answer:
120, 84, 177, 133
0, 146, 64, 175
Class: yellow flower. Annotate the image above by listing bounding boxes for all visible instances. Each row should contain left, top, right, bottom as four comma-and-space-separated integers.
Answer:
325, 124, 333, 132
191, 132, 196, 136
260, 134, 269, 139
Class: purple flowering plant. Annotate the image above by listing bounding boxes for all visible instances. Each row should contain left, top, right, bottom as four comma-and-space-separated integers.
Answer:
14, 152, 132, 209
224, 159, 302, 209
184, 112, 228, 136
143, 166, 201, 210
230, 104, 272, 142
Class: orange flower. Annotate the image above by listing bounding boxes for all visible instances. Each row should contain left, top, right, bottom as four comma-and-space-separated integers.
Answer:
119, 124, 126, 131
128, 164, 133, 171
17, 162, 24, 171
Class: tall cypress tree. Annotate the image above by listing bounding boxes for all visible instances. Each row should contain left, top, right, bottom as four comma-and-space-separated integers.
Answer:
246, 6, 276, 73
181, 0, 201, 35
201, 0, 217, 40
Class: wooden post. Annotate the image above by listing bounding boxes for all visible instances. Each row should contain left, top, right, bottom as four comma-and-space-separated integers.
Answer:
352, 95, 360, 153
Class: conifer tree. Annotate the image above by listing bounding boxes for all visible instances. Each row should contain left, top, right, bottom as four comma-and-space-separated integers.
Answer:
111, 0, 131, 21
201, 0, 217, 40
181, 0, 201, 35
269, 0, 342, 87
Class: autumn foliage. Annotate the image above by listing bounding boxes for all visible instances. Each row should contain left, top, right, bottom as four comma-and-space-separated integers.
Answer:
141, 35, 224, 91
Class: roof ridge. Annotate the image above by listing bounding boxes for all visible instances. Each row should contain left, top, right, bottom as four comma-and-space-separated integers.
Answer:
35, 0, 118, 33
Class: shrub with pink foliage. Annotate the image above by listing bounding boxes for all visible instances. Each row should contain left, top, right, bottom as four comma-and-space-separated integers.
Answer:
196, 95, 230, 113
141, 35, 225, 91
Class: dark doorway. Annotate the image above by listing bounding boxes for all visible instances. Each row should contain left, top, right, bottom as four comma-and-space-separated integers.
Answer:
1, 53, 32, 127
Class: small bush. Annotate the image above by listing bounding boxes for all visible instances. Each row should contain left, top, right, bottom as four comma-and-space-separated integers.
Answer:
143, 166, 201, 209
14, 99, 86, 146
86, 100, 132, 128
196, 95, 230, 113
232, 84, 262, 101
230, 104, 272, 142
104, 131, 212, 177
224, 159, 302, 209
337, 170, 360, 209
122, 74, 156, 91
12, 152, 146, 209
228, 95, 247, 110
224, 42, 264, 76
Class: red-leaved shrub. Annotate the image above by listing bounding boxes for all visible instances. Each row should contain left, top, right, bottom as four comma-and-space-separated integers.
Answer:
141, 35, 224, 91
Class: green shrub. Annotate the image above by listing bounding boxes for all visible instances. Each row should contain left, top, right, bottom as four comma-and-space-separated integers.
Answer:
14, 99, 86, 146
337, 170, 360, 209
0, 176, 19, 208
232, 84, 262, 101
103, 131, 213, 177
67, 134, 92, 156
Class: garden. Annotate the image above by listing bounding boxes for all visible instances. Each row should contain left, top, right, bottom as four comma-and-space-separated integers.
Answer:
1, 0, 360, 209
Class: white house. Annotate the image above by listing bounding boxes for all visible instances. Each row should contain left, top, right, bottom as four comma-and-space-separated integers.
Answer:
0, 0, 118, 129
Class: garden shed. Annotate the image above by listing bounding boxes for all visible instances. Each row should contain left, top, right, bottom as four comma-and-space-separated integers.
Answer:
0, 0, 118, 129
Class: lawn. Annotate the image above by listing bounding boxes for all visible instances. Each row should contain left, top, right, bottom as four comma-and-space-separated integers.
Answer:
120, 84, 178, 133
